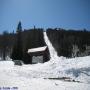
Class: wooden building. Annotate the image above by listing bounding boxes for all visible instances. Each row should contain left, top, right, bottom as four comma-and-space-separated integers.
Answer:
28, 46, 50, 64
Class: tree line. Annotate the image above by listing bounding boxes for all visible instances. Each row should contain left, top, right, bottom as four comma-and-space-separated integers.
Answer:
0, 22, 90, 63
46, 28, 90, 57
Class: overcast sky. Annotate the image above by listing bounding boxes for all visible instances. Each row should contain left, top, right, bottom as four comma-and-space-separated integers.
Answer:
0, 0, 90, 33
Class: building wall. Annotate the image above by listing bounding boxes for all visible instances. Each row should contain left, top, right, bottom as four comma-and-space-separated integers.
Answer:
32, 56, 43, 64
28, 47, 50, 64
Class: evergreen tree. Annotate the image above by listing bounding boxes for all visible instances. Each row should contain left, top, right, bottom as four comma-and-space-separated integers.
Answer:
11, 21, 23, 60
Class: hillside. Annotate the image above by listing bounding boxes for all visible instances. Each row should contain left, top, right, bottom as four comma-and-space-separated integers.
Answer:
46, 29, 90, 57
0, 31, 90, 90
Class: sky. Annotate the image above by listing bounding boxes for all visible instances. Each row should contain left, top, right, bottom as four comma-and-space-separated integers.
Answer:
0, 0, 90, 33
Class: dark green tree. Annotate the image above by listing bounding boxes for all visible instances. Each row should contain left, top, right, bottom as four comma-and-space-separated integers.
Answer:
11, 21, 23, 60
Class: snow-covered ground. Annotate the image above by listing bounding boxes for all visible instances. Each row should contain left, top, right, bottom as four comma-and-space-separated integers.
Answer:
0, 32, 90, 90
0, 56, 90, 90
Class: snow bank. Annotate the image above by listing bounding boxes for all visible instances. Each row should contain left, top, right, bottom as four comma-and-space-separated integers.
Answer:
0, 61, 14, 69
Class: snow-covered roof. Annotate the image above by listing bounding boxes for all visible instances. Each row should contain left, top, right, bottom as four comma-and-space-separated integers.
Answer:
28, 46, 47, 53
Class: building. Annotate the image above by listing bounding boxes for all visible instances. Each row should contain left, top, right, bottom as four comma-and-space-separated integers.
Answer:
28, 46, 50, 64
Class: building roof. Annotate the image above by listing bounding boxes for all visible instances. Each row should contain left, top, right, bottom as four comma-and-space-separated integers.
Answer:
28, 46, 47, 53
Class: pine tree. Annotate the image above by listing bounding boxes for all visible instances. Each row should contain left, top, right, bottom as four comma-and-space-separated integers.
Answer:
11, 21, 23, 60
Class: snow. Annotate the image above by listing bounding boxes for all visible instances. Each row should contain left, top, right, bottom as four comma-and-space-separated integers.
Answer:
0, 61, 14, 69
0, 57, 90, 90
0, 31, 90, 90
28, 46, 47, 53
0, 74, 90, 90
43, 32, 57, 58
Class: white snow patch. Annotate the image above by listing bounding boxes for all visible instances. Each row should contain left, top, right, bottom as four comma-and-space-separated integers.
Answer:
0, 61, 14, 69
